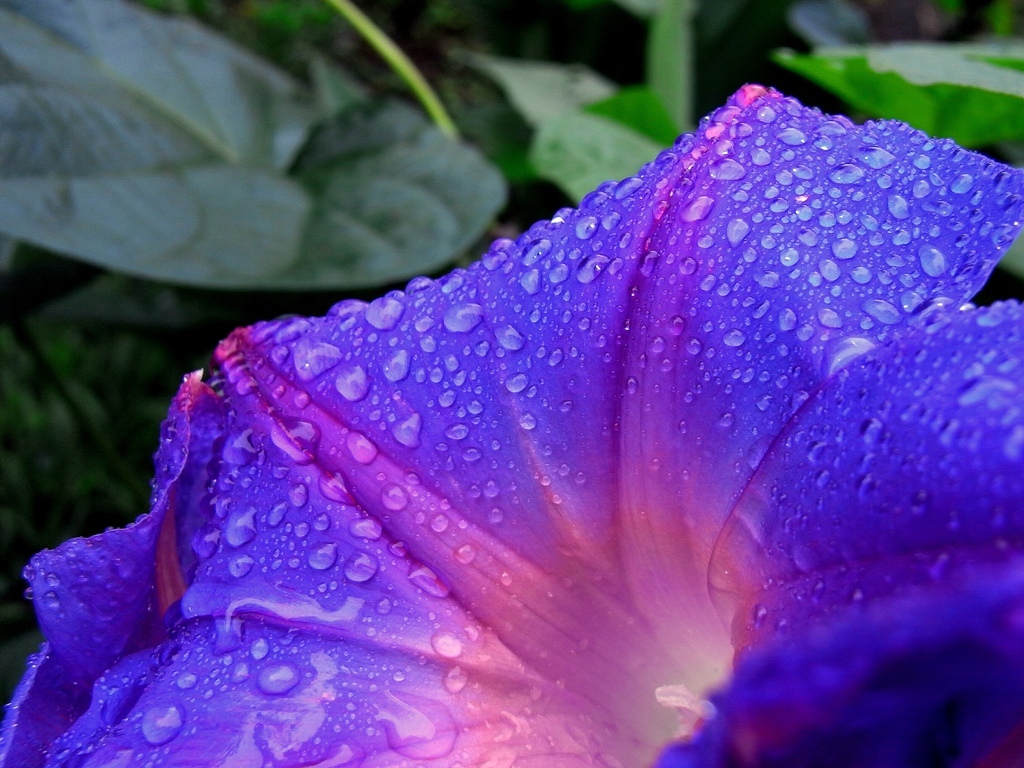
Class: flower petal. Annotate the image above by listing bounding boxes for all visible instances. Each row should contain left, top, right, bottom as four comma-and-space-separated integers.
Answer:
655, 561, 1024, 768
713, 301, 1024, 649
45, 616, 633, 767
616, 89, 1024, 687
0, 644, 87, 768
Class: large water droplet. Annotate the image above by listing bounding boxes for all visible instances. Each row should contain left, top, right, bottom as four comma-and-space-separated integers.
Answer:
381, 484, 409, 511
365, 296, 404, 330
862, 299, 901, 325
918, 244, 948, 277
576, 254, 610, 284
495, 325, 525, 351
408, 564, 450, 597
335, 364, 370, 402
349, 517, 382, 540
726, 218, 750, 245
141, 704, 184, 746
347, 432, 378, 464
444, 303, 484, 333
681, 196, 714, 222
225, 507, 257, 548
384, 349, 411, 382
292, 339, 342, 382
710, 158, 746, 180
308, 542, 338, 571
393, 413, 423, 448
829, 164, 864, 184
857, 146, 896, 169
431, 631, 464, 659
257, 662, 300, 695
344, 552, 379, 583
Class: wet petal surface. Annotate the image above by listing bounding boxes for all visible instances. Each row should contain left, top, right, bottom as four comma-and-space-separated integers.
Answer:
714, 301, 1024, 649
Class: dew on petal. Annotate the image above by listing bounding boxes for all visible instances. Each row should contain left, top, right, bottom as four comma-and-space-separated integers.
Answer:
257, 662, 300, 695
141, 704, 184, 746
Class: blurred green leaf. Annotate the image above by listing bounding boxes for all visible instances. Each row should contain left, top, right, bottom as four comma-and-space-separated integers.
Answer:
584, 85, 679, 144
775, 42, 1024, 147
465, 53, 616, 127
530, 112, 661, 201
646, 0, 693, 129
293, 100, 507, 288
613, 0, 661, 17
787, 0, 869, 47
0, 0, 505, 289
309, 53, 369, 117
0, 0, 316, 168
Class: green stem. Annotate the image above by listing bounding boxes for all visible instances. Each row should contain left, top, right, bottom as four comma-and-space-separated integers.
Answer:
323, 0, 459, 139
11, 320, 151, 509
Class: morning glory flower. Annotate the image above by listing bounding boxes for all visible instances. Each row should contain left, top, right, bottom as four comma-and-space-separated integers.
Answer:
3, 84, 1024, 767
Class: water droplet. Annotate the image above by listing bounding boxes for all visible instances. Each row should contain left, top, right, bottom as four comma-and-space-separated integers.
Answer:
577, 254, 610, 283
431, 631, 463, 659
289, 482, 308, 507
723, 329, 746, 347
365, 296, 404, 330
831, 238, 857, 260
861, 417, 884, 445
818, 308, 842, 328
776, 127, 806, 146
229, 554, 255, 578
825, 337, 877, 375
176, 673, 197, 690
710, 158, 746, 180
829, 164, 863, 184
520, 269, 541, 294
918, 244, 948, 277
408, 564, 450, 598
141, 704, 184, 746
444, 423, 469, 440
344, 553, 379, 583
681, 196, 714, 222
495, 325, 526, 352
505, 373, 529, 393
393, 413, 423, 448
444, 666, 468, 694
349, 517, 382, 540
523, 239, 552, 265
308, 542, 338, 571
862, 299, 901, 325
951, 173, 974, 194
384, 349, 411, 382
382, 484, 409, 511
614, 176, 643, 199
335, 364, 370, 402
225, 507, 257, 548
857, 147, 895, 169
887, 194, 909, 219
346, 432, 378, 464
726, 218, 750, 245
292, 340, 342, 382
444, 303, 484, 333
575, 216, 598, 240
257, 662, 300, 696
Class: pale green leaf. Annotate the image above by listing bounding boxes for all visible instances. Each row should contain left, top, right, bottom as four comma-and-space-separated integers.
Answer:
466, 53, 616, 127
530, 111, 662, 202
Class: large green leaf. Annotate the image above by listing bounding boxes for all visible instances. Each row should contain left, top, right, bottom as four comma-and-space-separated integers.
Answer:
0, 0, 506, 289
0, 0, 316, 167
775, 42, 1024, 147
583, 85, 680, 144
294, 101, 506, 288
530, 111, 663, 202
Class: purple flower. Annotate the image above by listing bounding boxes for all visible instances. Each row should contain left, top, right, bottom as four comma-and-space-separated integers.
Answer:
3, 84, 1024, 767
